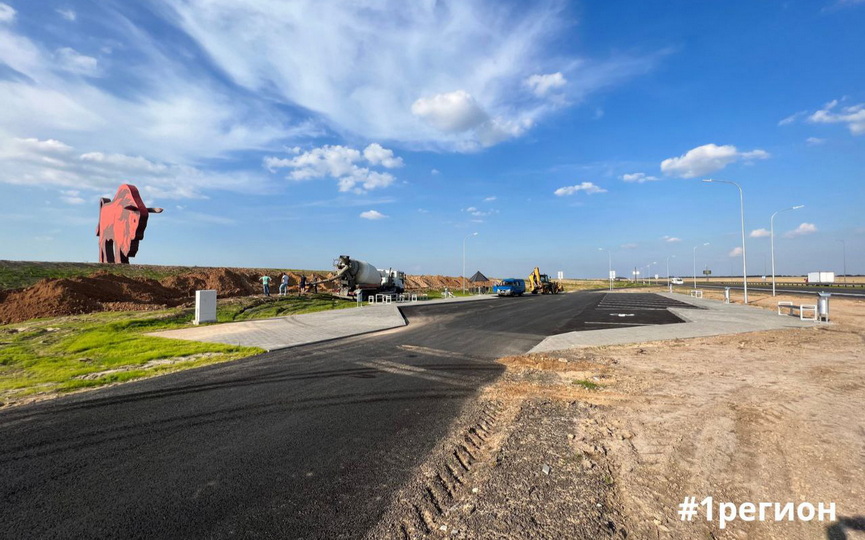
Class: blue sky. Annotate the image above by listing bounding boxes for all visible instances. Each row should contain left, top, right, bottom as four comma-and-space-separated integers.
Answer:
1, 0, 863, 279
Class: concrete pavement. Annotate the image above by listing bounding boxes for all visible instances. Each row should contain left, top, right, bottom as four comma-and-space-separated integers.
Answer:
148, 294, 495, 351
528, 292, 821, 353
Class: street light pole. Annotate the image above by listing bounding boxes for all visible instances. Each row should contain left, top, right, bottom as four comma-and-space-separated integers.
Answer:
703, 179, 748, 303
839, 239, 847, 285
693, 243, 709, 289
666, 255, 676, 292
770, 204, 804, 297
598, 248, 612, 290
462, 232, 478, 294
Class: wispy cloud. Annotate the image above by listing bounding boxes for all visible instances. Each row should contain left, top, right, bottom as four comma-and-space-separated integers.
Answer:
622, 172, 659, 183
729, 246, 743, 257
0, 135, 267, 199
0, 3, 15, 23
750, 228, 770, 238
525, 72, 567, 97
56, 8, 76, 21
159, 0, 661, 150
662, 235, 681, 243
781, 99, 865, 135
808, 99, 865, 135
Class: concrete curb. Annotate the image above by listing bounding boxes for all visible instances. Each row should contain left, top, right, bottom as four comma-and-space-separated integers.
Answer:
528, 291, 821, 353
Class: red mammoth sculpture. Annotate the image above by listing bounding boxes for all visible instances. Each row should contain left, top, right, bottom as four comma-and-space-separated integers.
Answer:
96, 184, 163, 263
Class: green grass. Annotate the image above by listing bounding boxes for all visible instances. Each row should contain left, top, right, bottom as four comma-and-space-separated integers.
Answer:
572, 379, 601, 390
216, 293, 356, 321
0, 294, 355, 406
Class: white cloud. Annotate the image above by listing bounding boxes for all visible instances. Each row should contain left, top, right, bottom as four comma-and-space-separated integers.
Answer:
660, 144, 770, 178
0, 135, 264, 199
412, 90, 487, 133
620, 243, 637, 249
362, 143, 404, 168
0, 3, 15, 23
526, 72, 567, 97
430, 169, 440, 175
483, 196, 496, 202
54, 47, 100, 76
808, 100, 865, 135
729, 247, 743, 257
662, 236, 681, 243
806, 137, 826, 146
56, 8, 77, 21
554, 182, 607, 196
750, 228, 771, 238
360, 210, 387, 220
785, 222, 817, 238
622, 172, 659, 183
264, 144, 401, 193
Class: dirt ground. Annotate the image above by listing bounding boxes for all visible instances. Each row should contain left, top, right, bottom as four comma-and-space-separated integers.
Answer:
373, 290, 865, 539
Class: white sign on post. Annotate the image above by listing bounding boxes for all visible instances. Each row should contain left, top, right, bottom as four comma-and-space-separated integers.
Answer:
609, 270, 616, 280
557, 271, 564, 280
194, 290, 217, 325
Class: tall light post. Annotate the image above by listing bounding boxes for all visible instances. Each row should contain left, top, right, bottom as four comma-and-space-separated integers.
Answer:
693, 242, 709, 289
666, 254, 676, 292
839, 239, 847, 285
462, 232, 478, 294
647, 262, 657, 285
598, 248, 612, 290
703, 179, 749, 303
770, 204, 804, 296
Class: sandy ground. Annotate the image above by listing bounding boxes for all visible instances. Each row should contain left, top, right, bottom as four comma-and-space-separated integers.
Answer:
373, 290, 865, 539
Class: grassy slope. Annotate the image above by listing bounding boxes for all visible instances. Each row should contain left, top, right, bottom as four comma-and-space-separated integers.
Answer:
0, 294, 354, 406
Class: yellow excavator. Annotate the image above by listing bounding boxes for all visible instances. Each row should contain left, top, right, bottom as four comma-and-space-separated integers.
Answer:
527, 267, 562, 294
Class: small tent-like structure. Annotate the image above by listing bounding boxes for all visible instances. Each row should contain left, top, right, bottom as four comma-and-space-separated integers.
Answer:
467, 271, 495, 293
468, 271, 490, 283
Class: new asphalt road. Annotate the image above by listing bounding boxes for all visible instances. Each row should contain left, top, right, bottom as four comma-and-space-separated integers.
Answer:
0, 293, 690, 539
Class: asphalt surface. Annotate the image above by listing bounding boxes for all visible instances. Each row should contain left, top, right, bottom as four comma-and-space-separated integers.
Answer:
0, 292, 685, 539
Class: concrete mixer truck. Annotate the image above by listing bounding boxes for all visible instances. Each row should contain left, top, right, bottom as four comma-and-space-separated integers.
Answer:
329, 255, 406, 300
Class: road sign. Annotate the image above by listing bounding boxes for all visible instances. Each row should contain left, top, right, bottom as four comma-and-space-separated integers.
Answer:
702, 269, 712, 275
609, 270, 616, 279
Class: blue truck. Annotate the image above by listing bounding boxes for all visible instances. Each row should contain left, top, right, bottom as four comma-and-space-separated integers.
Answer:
493, 278, 526, 297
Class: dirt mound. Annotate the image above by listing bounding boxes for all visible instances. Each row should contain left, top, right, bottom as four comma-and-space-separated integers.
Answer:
404, 275, 491, 290
160, 268, 257, 297
0, 273, 179, 324
0, 266, 475, 325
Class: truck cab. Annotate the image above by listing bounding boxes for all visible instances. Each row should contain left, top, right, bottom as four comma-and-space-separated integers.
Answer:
493, 278, 526, 297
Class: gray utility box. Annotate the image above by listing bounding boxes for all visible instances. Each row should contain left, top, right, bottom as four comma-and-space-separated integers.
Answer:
194, 290, 217, 325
